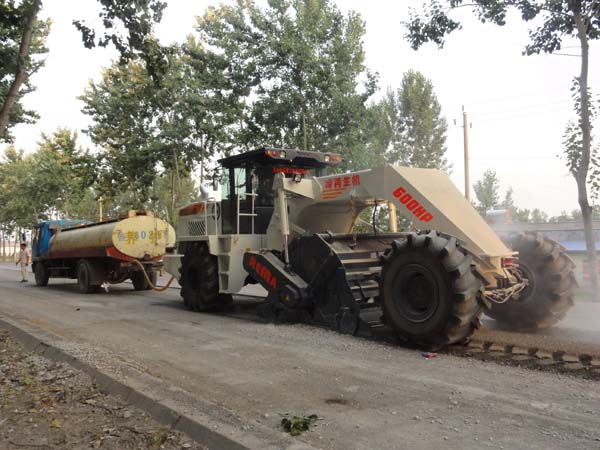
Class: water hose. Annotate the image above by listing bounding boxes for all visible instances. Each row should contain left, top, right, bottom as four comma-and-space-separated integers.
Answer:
132, 259, 176, 292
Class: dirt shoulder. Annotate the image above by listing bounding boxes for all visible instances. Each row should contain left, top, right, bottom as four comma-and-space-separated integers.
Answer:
0, 331, 204, 450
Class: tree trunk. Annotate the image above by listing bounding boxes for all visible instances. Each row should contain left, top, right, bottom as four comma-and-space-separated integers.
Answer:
578, 179, 599, 297
0, 0, 41, 139
572, 4, 599, 300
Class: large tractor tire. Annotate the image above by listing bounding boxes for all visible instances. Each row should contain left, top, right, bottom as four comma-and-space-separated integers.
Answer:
485, 232, 576, 330
34, 262, 50, 287
380, 231, 484, 349
180, 242, 231, 312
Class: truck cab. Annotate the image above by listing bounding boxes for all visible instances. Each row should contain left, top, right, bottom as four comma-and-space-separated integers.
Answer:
216, 147, 341, 235
32, 220, 91, 259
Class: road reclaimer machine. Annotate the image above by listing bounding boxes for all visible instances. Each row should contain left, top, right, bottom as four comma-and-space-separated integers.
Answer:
32, 210, 176, 293
164, 148, 575, 348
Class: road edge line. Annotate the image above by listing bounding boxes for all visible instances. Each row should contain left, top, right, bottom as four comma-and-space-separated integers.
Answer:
0, 317, 253, 450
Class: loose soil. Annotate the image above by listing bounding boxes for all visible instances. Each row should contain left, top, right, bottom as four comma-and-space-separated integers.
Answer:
0, 331, 204, 450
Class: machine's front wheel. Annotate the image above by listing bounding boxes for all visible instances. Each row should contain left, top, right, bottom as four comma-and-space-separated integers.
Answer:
485, 232, 576, 330
34, 262, 50, 287
380, 231, 483, 349
180, 243, 231, 311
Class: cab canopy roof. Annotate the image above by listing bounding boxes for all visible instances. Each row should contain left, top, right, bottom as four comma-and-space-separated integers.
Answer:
219, 147, 342, 169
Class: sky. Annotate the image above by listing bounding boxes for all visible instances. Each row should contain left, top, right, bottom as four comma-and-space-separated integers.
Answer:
7, 0, 600, 216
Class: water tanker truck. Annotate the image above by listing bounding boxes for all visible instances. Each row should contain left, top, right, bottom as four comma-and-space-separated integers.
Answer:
32, 210, 175, 293
164, 147, 576, 349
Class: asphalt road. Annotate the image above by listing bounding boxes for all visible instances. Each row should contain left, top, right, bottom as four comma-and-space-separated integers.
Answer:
1, 263, 600, 450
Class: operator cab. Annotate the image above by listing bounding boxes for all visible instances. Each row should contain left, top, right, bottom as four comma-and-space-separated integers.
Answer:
219, 147, 342, 234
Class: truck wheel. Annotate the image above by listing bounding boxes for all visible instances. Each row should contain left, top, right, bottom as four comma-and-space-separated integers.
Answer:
34, 262, 50, 287
180, 242, 231, 311
131, 271, 149, 291
145, 271, 158, 290
485, 232, 576, 330
77, 260, 99, 294
380, 231, 484, 349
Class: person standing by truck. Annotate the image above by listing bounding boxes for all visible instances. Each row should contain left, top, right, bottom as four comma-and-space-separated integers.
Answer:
15, 242, 30, 282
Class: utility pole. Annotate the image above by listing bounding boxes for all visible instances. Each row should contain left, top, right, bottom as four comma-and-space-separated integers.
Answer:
99, 197, 103, 222
462, 106, 470, 201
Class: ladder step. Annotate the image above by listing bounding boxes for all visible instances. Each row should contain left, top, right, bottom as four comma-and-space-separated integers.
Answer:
341, 257, 381, 266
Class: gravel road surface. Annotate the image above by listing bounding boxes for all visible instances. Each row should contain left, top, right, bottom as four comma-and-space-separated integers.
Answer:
1, 263, 599, 450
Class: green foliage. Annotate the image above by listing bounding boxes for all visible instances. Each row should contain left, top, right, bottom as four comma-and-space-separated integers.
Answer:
370, 71, 449, 171
405, 1, 599, 55
196, 0, 378, 167
562, 78, 600, 199
0, 0, 50, 142
0, 129, 97, 229
80, 40, 240, 202
473, 169, 500, 213
280, 413, 319, 436
530, 208, 549, 223
33, 129, 97, 217
73, 0, 167, 81
99, 169, 197, 224
0, 147, 37, 229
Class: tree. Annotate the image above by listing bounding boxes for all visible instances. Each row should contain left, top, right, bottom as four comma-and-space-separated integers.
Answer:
31, 129, 97, 217
530, 208, 549, 223
1, 0, 166, 144
405, 0, 600, 296
0, 0, 49, 142
383, 71, 449, 170
196, 0, 378, 167
473, 169, 500, 214
73, 0, 167, 81
513, 208, 531, 223
80, 40, 240, 203
0, 129, 97, 235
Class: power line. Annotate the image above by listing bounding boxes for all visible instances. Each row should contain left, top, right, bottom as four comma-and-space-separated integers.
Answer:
474, 106, 579, 123
463, 82, 600, 107
472, 98, 573, 118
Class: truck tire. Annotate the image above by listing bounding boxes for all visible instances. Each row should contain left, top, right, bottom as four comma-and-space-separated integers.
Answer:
380, 231, 484, 349
34, 262, 50, 287
180, 242, 231, 311
485, 232, 576, 330
131, 270, 149, 291
77, 260, 99, 293
145, 270, 158, 290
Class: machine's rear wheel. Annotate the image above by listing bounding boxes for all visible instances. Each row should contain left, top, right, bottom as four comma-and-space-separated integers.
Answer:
77, 260, 99, 294
34, 262, 50, 287
485, 232, 576, 330
131, 270, 149, 291
180, 243, 231, 311
380, 231, 483, 349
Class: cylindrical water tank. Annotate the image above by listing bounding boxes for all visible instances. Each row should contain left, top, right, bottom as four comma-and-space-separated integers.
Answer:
49, 214, 176, 260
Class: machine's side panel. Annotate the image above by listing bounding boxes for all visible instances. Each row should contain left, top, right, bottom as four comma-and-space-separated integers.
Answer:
274, 166, 510, 258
